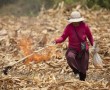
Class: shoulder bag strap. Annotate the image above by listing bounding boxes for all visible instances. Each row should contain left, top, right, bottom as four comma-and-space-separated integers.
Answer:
74, 27, 82, 42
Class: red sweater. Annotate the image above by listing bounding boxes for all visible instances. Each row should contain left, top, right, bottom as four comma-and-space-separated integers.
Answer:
55, 22, 94, 52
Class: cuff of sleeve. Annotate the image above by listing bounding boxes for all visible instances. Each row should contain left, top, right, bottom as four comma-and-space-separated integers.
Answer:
55, 40, 58, 44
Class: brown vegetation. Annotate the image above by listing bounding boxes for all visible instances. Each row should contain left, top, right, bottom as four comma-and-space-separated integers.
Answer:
0, 5, 110, 90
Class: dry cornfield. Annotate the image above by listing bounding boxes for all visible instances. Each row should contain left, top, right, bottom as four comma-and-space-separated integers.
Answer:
0, 6, 110, 90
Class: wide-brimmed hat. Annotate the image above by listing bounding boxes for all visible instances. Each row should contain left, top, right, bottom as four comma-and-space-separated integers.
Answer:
68, 11, 84, 23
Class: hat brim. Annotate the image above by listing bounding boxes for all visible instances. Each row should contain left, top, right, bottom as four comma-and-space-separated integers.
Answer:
68, 17, 84, 23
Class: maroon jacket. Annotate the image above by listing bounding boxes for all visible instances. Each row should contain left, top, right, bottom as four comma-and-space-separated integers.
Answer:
55, 22, 94, 52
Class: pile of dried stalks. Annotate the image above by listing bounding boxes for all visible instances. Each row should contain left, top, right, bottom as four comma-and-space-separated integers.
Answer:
0, 4, 110, 90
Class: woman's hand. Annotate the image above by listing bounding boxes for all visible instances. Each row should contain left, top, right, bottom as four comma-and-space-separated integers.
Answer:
93, 42, 99, 53
51, 41, 56, 45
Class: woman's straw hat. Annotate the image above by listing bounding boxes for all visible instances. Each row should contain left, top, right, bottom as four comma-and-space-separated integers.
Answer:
68, 11, 84, 23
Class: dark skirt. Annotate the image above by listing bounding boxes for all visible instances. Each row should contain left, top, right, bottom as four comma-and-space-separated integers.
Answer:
65, 48, 89, 74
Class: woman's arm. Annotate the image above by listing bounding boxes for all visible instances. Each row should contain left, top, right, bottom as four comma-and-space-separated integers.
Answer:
55, 26, 69, 44
85, 25, 94, 46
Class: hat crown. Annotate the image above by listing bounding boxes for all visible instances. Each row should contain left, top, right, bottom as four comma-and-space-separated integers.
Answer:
71, 11, 81, 19
68, 11, 84, 23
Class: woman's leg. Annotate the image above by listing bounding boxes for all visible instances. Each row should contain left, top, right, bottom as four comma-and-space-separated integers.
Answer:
79, 50, 89, 81
66, 49, 79, 74
72, 67, 79, 74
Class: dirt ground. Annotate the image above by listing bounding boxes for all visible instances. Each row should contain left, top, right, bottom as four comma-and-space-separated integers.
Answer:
0, 6, 110, 90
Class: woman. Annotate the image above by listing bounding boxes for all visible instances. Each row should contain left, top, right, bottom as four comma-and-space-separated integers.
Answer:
54, 11, 94, 81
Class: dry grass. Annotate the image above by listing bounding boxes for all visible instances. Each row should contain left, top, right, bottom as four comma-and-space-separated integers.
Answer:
0, 6, 110, 90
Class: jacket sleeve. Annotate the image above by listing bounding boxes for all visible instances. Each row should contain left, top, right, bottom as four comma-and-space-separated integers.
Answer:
85, 24, 94, 46
55, 26, 69, 43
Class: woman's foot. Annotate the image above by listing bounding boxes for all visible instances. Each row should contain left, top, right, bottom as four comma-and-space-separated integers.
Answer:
79, 72, 86, 81
74, 73, 79, 78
